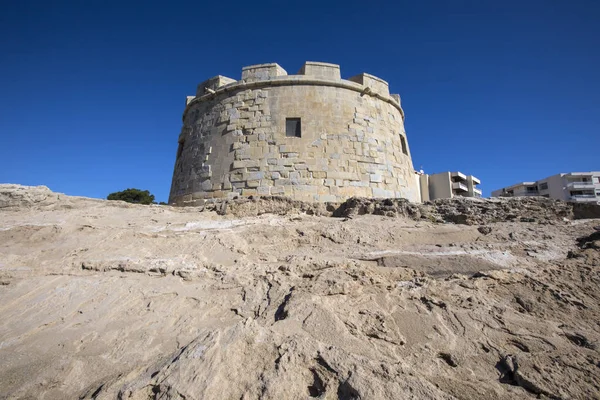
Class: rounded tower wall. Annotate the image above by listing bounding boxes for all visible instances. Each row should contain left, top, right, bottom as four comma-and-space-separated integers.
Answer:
169, 62, 419, 205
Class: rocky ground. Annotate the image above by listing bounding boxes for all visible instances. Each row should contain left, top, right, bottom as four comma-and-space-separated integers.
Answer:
1, 184, 600, 399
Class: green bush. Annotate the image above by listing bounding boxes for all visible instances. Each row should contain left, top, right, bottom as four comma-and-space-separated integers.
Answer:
107, 188, 156, 205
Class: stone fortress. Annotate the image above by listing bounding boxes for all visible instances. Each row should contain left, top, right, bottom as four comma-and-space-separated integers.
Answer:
169, 61, 421, 205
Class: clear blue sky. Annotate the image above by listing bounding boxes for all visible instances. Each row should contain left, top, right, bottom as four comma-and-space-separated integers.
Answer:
1, 1, 598, 202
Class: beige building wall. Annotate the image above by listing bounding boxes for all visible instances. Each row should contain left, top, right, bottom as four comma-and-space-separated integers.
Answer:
466, 175, 482, 197
538, 174, 567, 200
418, 174, 430, 202
423, 171, 481, 200
428, 172, 452, 200
169, 62, 419, 205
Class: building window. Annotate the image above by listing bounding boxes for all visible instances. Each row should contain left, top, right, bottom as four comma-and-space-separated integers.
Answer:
539, 182, 548, 190
286, 118, 301, 137
400, 135, 408, 155
526, 186, 537, 192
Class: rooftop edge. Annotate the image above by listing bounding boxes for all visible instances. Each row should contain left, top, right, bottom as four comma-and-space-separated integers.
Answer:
185, 61, 403, 120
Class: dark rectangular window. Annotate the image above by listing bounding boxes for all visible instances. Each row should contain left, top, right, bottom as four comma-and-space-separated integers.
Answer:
400, 135, 408, 155
539, 182, 548, 190
286, 118, 301, 137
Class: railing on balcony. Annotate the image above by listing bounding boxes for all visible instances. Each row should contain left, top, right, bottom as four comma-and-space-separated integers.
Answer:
566, 181, 595, 189
452, 182, 468, 192
451, 171, 467, 179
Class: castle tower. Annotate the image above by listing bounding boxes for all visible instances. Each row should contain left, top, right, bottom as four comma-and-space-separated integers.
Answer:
169, 61, 419, 205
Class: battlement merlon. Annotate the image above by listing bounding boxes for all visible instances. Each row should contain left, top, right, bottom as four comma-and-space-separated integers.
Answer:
184, 62, 404, 119
241, 63, 288, 81
390, 94, 401, 106
348, 73, 390, 97
196, 75, 237, 97
297, 61, 341, 80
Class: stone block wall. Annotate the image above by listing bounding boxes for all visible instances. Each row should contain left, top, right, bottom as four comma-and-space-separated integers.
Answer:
348, 73, 390, 97
241, 63, 288, 81
169, 62, 419, 205
297, 61, 341, 80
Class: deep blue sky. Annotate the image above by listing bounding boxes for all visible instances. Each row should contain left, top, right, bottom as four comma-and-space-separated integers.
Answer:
1, 1, 598, 202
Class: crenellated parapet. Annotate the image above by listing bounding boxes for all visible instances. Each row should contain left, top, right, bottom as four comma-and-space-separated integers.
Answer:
184, 61, 403, 120
169, 61, 416, 205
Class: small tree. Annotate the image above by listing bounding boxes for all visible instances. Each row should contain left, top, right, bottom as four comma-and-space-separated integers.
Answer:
107, 188, 156, 205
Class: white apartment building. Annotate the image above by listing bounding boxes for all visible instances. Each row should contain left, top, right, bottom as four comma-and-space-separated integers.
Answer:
418, 171, 482, 201
491, 172, 600, 203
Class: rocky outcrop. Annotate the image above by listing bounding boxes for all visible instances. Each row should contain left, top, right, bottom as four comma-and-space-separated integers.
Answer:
572, 201, 600, 220
203, 195, 336, 217
0, 184, 593, 225
2, 185, 600, 399
0, 184, 60, 210
428, 196, 574, 225
332, 197, 424, 219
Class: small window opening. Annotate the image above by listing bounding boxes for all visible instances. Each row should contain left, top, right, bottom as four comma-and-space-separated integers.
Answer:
177, 141, 185, 159
286, 118, 301, 137
400, 135, 408, 155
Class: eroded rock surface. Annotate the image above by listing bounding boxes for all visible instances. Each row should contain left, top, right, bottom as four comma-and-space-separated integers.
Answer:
1, 185, 600, 399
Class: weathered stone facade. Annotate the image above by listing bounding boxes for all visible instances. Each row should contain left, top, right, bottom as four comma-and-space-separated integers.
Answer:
169, 62, 419, 205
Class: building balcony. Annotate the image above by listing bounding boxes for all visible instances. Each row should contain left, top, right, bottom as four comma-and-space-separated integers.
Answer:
470, 176, 481, 185
451, 172, 467, 182
565, 172, 594, 178
472, 187, 482, 195
566, 181, 595, 190
452, 182, 468, 192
